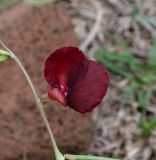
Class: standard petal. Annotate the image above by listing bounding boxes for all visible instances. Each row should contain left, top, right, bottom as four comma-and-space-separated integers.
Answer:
44, 46, 86, 88
67, 60, 109, 113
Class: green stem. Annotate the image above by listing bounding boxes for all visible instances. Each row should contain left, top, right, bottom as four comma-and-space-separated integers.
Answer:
0, 41, 63, 160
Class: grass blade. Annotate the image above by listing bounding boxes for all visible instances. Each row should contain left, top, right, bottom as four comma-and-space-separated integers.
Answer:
96, 53, 132, 78
26, 0, 57, 5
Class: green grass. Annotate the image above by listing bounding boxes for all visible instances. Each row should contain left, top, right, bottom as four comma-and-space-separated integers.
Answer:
0, 0, 56, 9
0, 0, 17, 9
95, 35, 156, 137
26, 0, 56, 5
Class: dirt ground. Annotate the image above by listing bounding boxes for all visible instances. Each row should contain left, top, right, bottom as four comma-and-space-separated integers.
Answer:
0, 2, 92, 160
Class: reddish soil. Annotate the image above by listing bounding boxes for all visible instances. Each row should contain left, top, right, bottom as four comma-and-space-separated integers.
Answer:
0, 3, 92, 160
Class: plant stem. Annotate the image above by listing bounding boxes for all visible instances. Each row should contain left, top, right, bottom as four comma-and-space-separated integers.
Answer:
0, 41, 63, 160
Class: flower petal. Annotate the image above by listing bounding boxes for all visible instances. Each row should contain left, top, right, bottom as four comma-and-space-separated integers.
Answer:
44, 46, 86, 88
67, 60, 109, 113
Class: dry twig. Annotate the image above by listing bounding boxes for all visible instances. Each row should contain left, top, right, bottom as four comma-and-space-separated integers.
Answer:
79, 0, 103, 54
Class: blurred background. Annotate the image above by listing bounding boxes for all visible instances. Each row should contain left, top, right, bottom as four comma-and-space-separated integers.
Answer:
0, 0, 156, 160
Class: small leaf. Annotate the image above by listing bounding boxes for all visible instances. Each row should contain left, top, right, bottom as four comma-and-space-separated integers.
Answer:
0, 49, 10, 62
26, 0, 57, 5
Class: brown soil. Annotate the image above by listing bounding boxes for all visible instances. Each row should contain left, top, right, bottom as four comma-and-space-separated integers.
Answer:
0, 2, 92, 160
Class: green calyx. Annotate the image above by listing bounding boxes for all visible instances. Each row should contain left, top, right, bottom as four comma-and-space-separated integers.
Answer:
0, 49, 10, 62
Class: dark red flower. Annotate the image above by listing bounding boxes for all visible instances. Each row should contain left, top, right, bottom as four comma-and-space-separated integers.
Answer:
44, 46, 109, 113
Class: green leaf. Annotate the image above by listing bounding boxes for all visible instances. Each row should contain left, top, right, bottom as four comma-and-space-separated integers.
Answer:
75, 155, 120, 160
26, 0, 57, 5
0, 0, 17, 9
0, 49, 10, 62
65, 154, 121, 160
